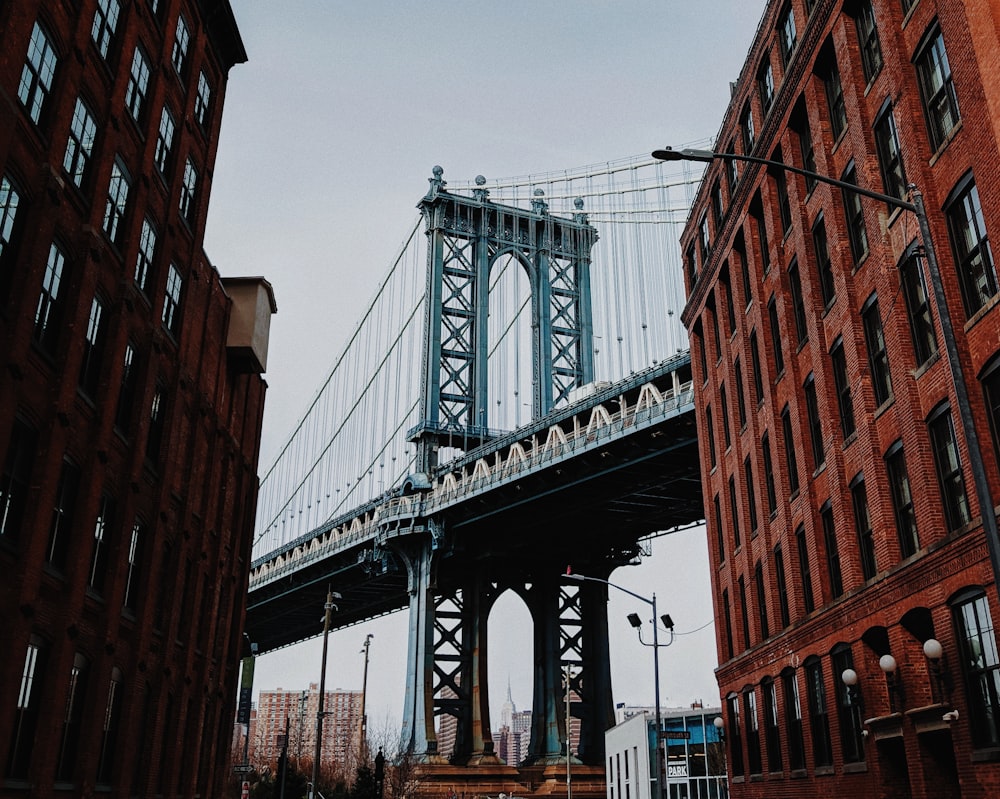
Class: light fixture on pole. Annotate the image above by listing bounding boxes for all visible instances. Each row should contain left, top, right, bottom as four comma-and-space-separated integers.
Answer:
359, 633, 374, 765
310, 587, 342, 799
652, 145, 1000, 603
564, 571, 672, 799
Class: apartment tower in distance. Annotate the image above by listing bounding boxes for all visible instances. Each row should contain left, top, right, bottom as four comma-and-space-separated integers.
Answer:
0, 1, 274, 797
678, 1, 1000, 797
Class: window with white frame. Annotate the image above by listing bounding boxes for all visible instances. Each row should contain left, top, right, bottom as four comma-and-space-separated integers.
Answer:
103, 158, 131, 245
125, 46, 151, 122
154, 106, 175, 175
63, 97, 97, 188
172, 15, 190, 76
135, 218, 157, 294
91, 0, 121, 59
18, 22, 58, 124
162, 263, 183, 336
179, 158, 198, 223
34, 242, 66, 353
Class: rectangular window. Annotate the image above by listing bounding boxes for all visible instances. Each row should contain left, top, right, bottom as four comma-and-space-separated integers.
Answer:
125, 46, 151, 122
115, 343, 138, 432
886, 442, 919, 558
735, 358, 747, 428
804, 374, 824, 469
745, 455, 758, 537
162, 264, 183, 337
798, 116, 817, 194
0, 419, 37, 542
916, 27, 960, 151
751, 196, 770, 273
726, 140, 740, 193
730, 476, 741, 550
954, 592, 1000, 747
46, 460, 80, 571
699, 214, 711, 264
813, 216, 835, 307
172, 15, 191, 76
727, 694, 745, 776
929, 406, 971, 531
806, 658, 834, 767
741, 103, 755, 155
758, 61, 774, 113
63, 98, 97, 188
714, 494, 725, 561
830, 339, 856, 438
55, 653, 88, 780
874, 103, 907, 202
711, 179, 724, 231
750, 329, 764, 404
823, 56, 847, 140
781, 405, 799, 496
18, 22, 58, 124
900, 250, 937, 365
821, 501, 844, 598
103, 158, 131, 246
774, 546, 790, 628
722, 588, 733, 659
686, 243, 698, 287
739, 575, 751, 649
1, 175, 20, 266
772, 163, 791, 234
79, 295, 106, 398
778, 4, 797, 66
91, 0, 121, 59
832, 647, 865, 763
855, 1, 883, 83
783, 669, 806, 771
154, 106, 176, 175
135, 218, 157, 294
88, 495, 115, 593
947, 178, 997, 316
96, 669, 124, 785
179, 158, 198, 223
788, 259, 807, 345
8, 639, 45, 778
842, 163, 869, 264
851, 476, 877, 580
863, 296, 893, 406
984, 363, 1000, 472
720, 384, 731, 450
195, 71, 212, 127
705, 405, 716, 470
737, 237, 752, 304
123, 520, 143, 611
754, 561, 769, 640
745, 689, 762, 775
762, 432, 777, 514
796, 524, 814, 613
722, 266, 737, 332
764, 678, 782, 772
34, 242, 66, 354
146, 387, 167, 463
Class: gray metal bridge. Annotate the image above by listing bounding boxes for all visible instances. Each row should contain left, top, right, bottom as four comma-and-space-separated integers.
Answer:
244, 161, 705, 782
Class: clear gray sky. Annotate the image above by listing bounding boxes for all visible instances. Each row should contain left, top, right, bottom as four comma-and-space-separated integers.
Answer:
204, 0, 765, 737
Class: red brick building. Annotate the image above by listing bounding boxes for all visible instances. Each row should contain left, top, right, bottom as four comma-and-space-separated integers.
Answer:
679, 1, 1000, 797
0, 1, 274, 796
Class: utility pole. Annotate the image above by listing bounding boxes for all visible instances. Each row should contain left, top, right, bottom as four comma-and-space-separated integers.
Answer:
358, 633, 374, 766
310, 588, 340, 799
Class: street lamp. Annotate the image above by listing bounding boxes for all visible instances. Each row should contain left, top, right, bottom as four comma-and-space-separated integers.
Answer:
564, 572, 671, 799
652, 146, 1000, 603
359, 633, 374, 765
310, 588, 342, 799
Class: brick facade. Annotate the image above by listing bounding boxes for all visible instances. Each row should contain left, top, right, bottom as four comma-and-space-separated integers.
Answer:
0, 1, 273, 796
679, 1, 1000, 797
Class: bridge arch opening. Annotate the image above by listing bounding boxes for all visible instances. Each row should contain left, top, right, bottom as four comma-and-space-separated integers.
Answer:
488, 252, 534, 432
487, 587, 534, 766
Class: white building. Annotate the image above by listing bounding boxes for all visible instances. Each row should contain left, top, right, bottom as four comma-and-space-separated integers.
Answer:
605, 706, 728, 799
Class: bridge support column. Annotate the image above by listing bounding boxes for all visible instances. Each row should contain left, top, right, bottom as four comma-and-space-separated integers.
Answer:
399, 541, 447, 763
525, 577, 570, 764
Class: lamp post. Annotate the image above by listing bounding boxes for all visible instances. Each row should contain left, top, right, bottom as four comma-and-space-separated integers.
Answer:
310, 588, 342, 799
564, 572, 671, 799
358, 633, 374, 766
652, 146, 1000, 603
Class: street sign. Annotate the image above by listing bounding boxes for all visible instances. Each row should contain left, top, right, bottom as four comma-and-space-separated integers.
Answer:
242, 780, 250, 799
664, 730, 690, 739
234, 764, 253, 774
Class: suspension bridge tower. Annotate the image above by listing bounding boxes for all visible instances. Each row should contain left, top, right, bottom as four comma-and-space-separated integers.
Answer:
396, 168, 612, 797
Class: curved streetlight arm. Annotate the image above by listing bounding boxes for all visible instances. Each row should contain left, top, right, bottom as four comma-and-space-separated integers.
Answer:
652, 148, 917, 212
564, 572, 653, 608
